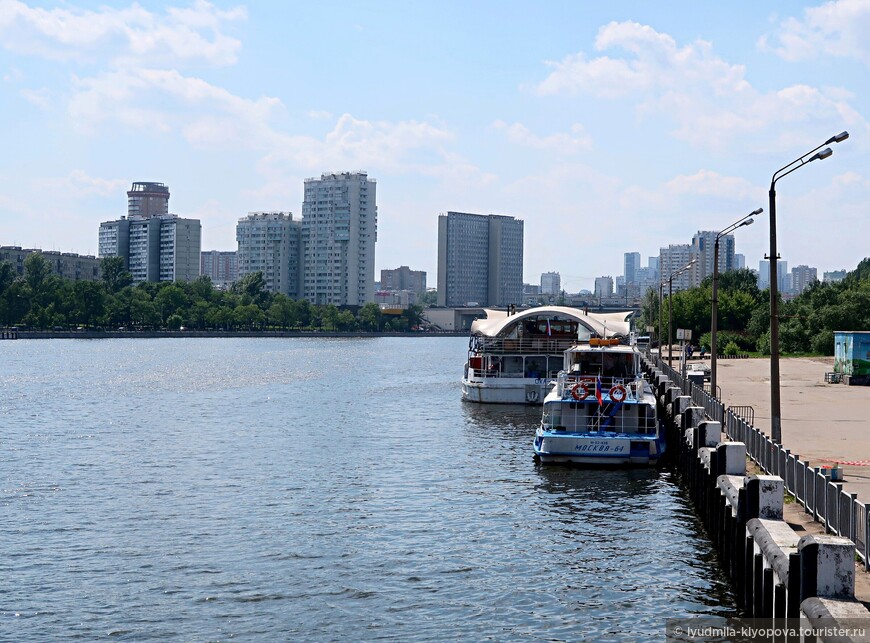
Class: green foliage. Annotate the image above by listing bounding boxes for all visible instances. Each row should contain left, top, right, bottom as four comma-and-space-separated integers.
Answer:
723, 340, 740, 356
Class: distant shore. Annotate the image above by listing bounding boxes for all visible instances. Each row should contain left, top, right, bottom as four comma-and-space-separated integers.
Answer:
12, 330, 469, 340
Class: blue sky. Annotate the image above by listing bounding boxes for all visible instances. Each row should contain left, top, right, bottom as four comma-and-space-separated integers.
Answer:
1, 0, 867, 291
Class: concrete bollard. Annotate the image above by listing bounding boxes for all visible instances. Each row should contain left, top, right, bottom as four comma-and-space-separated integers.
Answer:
716, 442, 746, 476
681, 406, 705, 433
745, 475, 783, 521
673, 395, 691, 425
697, 421, 722, 449
798, 534, 856, 602
746, 518, 802, 618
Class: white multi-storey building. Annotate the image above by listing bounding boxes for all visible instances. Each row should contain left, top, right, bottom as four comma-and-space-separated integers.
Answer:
236, 212, 302, 296
790, 265, 818, 295
594, 276, 613, 299
302, 172, 377, 306
540, 271, 561, 296
99, 182, 200, 284
692, 230, 736, 284
659, 244, 696, 292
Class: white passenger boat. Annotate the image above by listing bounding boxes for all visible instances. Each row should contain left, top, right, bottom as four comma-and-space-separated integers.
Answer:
533, 338, 664, 465
461, 306, 632, 405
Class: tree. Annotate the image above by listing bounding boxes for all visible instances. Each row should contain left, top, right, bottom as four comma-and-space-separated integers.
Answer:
100, 256, 132, 293
71, 280, 105, 327
357, 302, 382, 331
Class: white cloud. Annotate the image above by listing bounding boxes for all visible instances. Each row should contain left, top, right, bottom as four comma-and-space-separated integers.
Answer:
760, 0, 870, 67
0, 0, 245, 67
492, 120, 593, 153
20, 86, 51, 109
534, 20, 866, 152
68, 68, 284, 147
665, 170, 762, 201
32, 169, 129, 197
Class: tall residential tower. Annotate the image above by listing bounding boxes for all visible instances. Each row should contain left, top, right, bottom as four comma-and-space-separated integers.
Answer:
302, 172, 377, 306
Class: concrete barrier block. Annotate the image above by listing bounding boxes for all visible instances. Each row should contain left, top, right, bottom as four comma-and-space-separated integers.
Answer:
745, 475, 784, 520
801, 596, 870, 625
674, 395, 691, 418
717, 441, 746, 476
681, 406, 705, 432
799, 534, 856, 601
717, 474, 745, 517
666, 386, 682, 405
684, 428, 695, 450
699, 447, 714, 472
697, 421, 722, 448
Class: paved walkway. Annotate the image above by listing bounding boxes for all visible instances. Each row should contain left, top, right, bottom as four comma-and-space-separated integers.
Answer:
694, 356, 870, 501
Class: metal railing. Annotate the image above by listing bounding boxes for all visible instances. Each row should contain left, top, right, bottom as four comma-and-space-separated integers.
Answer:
648, 350, 870, 569
470, 336, 578, 355
722, 405, 870, 568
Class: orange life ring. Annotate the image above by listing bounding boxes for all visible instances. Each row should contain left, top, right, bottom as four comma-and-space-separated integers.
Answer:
571, 378, 595, 401
610, 384, 627, 403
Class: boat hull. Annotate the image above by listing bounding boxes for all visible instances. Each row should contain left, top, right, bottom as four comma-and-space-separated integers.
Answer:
461, 376, 549, 404
533, 430, 664, 465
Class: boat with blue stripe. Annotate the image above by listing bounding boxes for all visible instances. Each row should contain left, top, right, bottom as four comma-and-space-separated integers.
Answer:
533, 338, 664, 465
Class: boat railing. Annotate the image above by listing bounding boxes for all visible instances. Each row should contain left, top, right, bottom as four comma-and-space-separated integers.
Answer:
470, 336, 578, 355
557, 374, 647, 403
466, 367, 562, 380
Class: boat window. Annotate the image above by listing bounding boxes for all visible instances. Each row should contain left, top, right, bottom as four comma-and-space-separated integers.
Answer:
544, 402, 562, 429
524, 357, 545, 378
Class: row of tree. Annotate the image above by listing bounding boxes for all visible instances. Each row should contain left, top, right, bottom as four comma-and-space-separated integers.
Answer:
636, 259, 870, 355
0, 254, 424, 332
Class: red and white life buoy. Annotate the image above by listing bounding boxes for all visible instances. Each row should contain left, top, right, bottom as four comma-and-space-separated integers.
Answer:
609, 384, 627, 403
571, 378, 595, 401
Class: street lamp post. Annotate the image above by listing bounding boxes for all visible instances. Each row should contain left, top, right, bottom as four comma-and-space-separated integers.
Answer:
768, 131, 849, 444
667, 259, 696, 366
710, 208, 761, 396
658, 281, 664, 360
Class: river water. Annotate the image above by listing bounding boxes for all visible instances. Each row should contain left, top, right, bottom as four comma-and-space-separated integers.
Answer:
1, 337, 735, 641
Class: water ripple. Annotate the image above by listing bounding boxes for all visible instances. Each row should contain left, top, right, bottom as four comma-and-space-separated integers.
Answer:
2, 337, 735, 641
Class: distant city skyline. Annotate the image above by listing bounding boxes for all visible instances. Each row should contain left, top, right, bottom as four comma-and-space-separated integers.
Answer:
0, 1, 867, 291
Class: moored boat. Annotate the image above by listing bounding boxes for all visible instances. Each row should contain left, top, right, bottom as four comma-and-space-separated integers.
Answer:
533, 338, 664, 465
461, 306, 632, 405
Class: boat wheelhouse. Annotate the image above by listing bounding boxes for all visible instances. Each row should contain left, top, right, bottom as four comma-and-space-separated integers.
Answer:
533, 339, 664, 465
461, 306, 632, 405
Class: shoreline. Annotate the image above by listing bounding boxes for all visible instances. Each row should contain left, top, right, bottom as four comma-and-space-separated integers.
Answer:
10, 330, 469, 340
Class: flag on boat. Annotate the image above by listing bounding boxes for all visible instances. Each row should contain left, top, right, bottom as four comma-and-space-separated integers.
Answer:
546, 319, 552, 336
595, 375, 603, 406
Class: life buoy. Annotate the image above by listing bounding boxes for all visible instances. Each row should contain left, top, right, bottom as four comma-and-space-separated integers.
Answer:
526, 388, 540, 403
571, 378, 595, 401
610, 385, 627, 403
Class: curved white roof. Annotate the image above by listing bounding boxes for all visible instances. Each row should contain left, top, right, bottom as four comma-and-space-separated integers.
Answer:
469, 306, 632, 338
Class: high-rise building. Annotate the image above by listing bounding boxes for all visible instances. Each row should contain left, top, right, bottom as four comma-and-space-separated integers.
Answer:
735, 254, 745, 270
594, 276, 613, 299
790, 265, 817, 295
758, 259, 788, 291
436, 211, 524, 307
659, 244, 696, 292
99, 182, 201, 284
200, 250, 238, 289
824, 270, 846, 283
623, 252, 641, 285
236, 212, 302, 296
692, 230, 735, 284
127, 182, 169, 218
380, 266, 427, 294
540, 271, 561, 296
302, 172, 377, 306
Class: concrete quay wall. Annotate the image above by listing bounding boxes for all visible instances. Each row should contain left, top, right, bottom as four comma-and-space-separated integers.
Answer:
643, 355, 870, 638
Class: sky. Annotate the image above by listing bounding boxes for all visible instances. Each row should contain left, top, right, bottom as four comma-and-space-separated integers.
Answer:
0, 0, 867, 292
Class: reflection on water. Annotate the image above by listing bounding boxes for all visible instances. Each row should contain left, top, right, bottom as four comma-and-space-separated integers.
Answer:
2, 337, 735, 641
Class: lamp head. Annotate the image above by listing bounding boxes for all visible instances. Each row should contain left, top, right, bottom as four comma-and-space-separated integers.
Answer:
826, 131, 849, 145
751, 207, 763, 216
810, 147, 833, 162
740, 218, 755, 227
